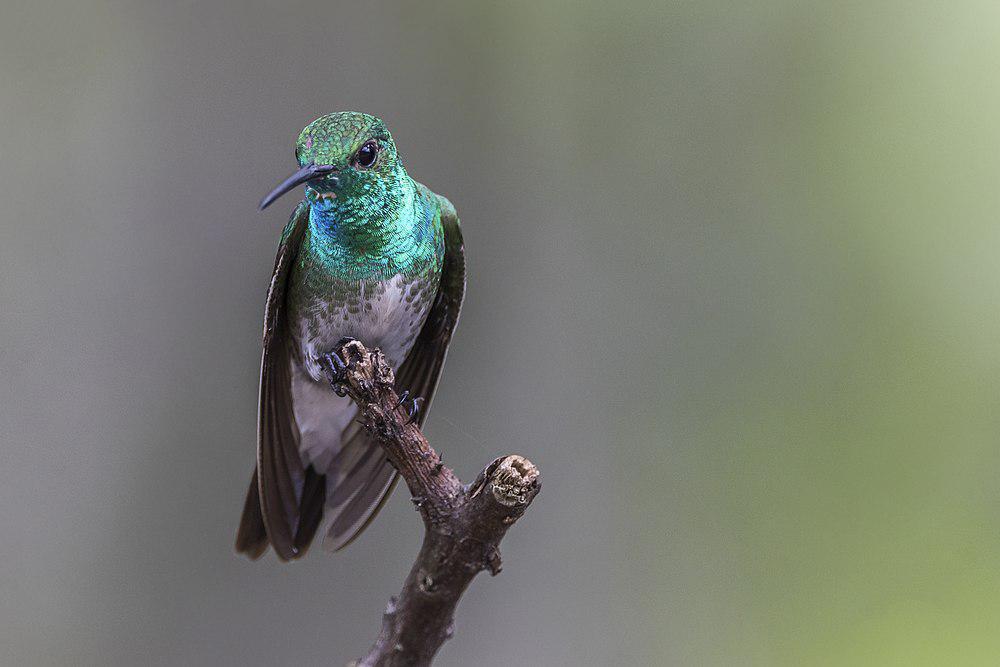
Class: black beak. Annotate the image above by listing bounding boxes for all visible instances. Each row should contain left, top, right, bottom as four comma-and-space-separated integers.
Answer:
259, 163, 338, 211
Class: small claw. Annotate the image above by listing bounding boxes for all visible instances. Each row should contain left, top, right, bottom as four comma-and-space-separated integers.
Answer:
322, 351, 350, 397
406, 396, 425, 425
323, 351, 346, 374
394, 390, 410, 409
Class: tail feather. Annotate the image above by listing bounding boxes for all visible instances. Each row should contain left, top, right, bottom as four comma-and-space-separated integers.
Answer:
235, 465, 328, 560
235, 468, 268, 559
327, 461, 397, 551
293, 467, 327, 553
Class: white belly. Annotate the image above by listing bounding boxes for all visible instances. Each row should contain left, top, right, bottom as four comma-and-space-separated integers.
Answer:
293, 274, 433, 382
289, 273, 435, 472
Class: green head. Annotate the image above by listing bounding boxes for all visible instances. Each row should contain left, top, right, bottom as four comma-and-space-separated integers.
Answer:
259, 111, 408, 214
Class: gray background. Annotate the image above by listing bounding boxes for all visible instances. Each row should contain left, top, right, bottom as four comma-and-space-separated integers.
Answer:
3, 2, 999, 665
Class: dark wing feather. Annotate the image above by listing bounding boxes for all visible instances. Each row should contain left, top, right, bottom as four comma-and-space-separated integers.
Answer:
293, 466, 326, 553
325, 194, 466, 550
234, 468, 267, 559
394, 196, 466, 419
236, 202, 322, 561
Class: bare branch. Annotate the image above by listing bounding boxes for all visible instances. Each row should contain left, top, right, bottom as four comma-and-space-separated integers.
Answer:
334, 339, 540, 667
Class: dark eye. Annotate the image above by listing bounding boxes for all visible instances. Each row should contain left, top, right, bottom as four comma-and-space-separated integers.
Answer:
355, 140, 378, 168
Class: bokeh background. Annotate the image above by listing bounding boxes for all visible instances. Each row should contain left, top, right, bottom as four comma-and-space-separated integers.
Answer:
3, 1, 999, 665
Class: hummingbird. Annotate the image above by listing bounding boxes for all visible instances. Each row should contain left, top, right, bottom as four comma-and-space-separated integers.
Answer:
236, 112, 465, 560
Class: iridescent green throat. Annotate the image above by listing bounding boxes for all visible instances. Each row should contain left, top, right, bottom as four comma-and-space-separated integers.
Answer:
304, 178, 443, 281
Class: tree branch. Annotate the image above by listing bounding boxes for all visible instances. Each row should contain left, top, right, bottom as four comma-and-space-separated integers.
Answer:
333, 339, 540, 667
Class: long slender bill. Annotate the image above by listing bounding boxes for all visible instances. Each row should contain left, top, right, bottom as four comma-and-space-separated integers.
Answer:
259, 163, 338, 211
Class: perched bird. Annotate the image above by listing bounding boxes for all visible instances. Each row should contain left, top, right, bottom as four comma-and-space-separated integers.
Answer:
236, 112, 465, 560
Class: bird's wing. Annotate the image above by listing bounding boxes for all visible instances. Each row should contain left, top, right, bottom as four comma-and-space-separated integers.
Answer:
324, 194, 466, 550
395, 195, 466, 416
236, 201, 324, 561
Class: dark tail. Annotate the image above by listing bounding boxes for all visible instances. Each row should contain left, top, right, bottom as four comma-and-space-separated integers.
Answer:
235, 468, 268, 559
235, 466, 327, 560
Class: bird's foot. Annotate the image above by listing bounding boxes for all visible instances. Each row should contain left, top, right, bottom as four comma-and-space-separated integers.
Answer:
406, 396, 425, 425
321, 337, 361, 397
394, 389, 424, 425
321, 351, 350, 396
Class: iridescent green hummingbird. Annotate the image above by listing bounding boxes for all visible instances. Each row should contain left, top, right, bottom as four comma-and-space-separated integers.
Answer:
236, 112, 465, 560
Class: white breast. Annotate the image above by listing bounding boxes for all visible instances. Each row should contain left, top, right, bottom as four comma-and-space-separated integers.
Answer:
295, 274, 433, 382
289, 273, 434, 489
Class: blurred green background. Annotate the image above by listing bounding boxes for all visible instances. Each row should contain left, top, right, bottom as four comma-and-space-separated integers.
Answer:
2, 1, 999, 665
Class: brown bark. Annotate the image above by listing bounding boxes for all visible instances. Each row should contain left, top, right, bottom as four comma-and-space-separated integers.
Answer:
332, 340, 540, 667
